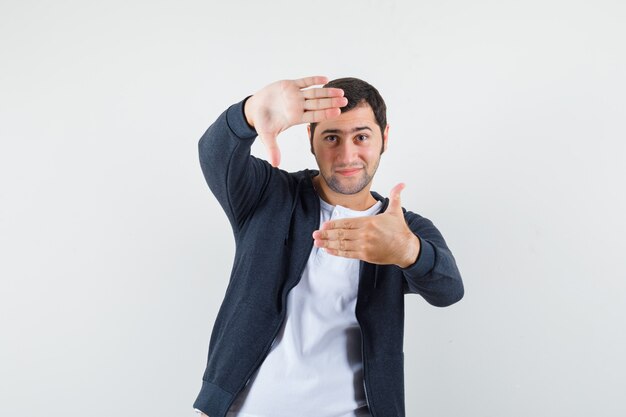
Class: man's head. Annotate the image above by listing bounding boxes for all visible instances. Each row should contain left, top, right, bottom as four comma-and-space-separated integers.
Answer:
307, 77, 389, 196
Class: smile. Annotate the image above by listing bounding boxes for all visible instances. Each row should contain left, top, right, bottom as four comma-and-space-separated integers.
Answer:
335, 167, 363, 176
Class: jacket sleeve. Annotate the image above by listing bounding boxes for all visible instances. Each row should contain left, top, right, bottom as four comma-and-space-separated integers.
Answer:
198, 96, 274, 233
400, 212, 465, 307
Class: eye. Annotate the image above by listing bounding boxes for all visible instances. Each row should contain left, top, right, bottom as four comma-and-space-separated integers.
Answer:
324, 135, 338, 143
355, 134, 368, 142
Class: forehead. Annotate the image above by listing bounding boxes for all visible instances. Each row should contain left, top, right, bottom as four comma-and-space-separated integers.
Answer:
314, 104, 378, 135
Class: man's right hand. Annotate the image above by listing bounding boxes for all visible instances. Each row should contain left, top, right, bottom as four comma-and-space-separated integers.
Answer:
244, 75, 348, 167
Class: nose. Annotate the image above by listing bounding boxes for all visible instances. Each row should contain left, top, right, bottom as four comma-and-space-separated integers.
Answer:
335, 140, 359, 166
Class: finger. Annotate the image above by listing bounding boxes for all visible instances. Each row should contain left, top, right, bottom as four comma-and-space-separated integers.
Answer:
321, 218, 365, 231
314, 237, 359, 252
324, 248, 362, 260
259, 133, 281, 167
302, 87, 345, 99
303, 96, 348, 111
387, 183, 405, 214
301, 108, 342, 124
293, 76, 329, 89
312, 228, 359, 241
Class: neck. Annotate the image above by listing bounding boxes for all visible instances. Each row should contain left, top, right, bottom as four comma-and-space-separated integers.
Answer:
312, 175, 377, 211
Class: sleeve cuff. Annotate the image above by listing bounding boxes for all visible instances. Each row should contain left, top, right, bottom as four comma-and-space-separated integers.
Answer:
225, 95, 258, 140
401, 235, 435, 278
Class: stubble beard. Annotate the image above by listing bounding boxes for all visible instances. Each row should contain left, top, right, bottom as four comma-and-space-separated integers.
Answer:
319, 157, 381, 195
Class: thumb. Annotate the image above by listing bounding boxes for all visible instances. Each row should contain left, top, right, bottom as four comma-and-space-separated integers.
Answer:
259, 133, 281, 167
387, 182, 405, 214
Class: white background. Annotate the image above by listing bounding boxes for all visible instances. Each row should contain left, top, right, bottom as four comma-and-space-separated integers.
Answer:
1, 0, 625, 416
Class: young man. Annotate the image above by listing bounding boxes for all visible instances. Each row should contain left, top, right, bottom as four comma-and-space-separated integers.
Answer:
193, 76, 464, 417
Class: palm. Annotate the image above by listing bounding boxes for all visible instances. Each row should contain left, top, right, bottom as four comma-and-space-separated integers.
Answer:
253, 80, 305, 140
246, 76, 347, 167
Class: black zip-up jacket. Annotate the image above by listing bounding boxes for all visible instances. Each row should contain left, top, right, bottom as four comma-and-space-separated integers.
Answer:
193, 97, 464, 417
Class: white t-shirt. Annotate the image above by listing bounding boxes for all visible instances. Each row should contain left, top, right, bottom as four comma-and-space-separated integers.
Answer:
223, 198, 382, 417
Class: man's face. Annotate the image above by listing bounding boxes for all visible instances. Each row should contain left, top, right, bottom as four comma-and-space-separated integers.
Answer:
308, 104, 389, 196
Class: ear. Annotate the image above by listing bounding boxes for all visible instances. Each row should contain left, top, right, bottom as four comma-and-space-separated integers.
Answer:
382, 124, 390, 153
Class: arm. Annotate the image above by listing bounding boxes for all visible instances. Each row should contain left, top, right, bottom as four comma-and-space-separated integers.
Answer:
198, 76, 347, 232
198, 96, 270, 232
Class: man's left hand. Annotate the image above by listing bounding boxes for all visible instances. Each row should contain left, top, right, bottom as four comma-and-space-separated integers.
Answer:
312, 183, 421, 268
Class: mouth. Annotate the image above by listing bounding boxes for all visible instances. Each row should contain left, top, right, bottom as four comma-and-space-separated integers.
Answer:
335, 167, 363, 177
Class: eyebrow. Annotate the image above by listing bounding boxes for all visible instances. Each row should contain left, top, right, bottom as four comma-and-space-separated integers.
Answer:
320, 126, 373, 135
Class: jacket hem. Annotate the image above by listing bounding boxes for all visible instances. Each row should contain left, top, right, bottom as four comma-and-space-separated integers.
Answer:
401, 235, 435, 278
225, 97, 257, 140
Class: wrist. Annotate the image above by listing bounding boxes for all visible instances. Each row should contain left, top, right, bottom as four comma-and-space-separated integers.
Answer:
398, 234, 421, 269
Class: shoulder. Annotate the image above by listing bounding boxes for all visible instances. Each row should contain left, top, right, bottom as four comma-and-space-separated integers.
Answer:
256, 167, 317, 204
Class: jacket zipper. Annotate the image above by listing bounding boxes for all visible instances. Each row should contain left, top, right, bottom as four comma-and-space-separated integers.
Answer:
357, 261, 377, 417
359, 324, 376, 416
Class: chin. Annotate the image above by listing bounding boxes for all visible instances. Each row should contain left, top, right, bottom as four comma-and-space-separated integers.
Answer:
328, 176, 371, 195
